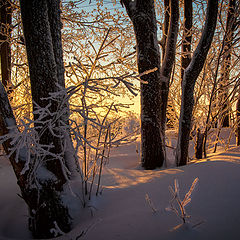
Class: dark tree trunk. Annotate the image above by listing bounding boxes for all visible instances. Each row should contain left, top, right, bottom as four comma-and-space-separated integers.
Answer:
195, 128, 204, 159
176, 0, 218, 166
14, 0, 75, 237
181, 0, 192, 81
160, 0, 179, 136
122, 0, 165, 169
181, 0, 195, 156
219, 0, 236, 127
0, 2, 79, 237
0, 81, 27, 187
160, 0, 170, 63
47, 0, 77, 177
20, 0, 67, 183
237, 91, 240, 146
0, 0, 12, 90
122, 0, 179, 169
160, 0, 179, 131
46, 0, 65, 88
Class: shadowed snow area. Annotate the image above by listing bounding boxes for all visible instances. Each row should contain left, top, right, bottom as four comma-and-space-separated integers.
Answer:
1, 129, 240, 240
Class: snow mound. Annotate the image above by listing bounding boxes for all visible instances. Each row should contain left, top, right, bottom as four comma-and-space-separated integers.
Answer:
1, 135, 240, 240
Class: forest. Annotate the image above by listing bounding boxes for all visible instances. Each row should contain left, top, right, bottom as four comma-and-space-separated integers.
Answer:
0, 0, 240, 239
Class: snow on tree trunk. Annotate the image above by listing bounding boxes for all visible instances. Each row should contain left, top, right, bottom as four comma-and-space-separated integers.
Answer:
0, 80, 27, 186
176, 0, 218, 166
122, 0, 179, 169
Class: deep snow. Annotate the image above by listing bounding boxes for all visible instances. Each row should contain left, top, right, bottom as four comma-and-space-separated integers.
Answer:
1, 128, 240, 240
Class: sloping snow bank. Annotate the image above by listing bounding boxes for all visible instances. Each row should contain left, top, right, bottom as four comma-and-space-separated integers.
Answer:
73, 147, 240, 240
0, 130, 240, 240
0, 156, 31, 240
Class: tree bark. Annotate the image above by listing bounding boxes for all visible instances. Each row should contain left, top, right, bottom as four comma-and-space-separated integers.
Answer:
181, 0, 192, 81
195, 128, 204, 159
237, 91, 240, 145
47, 0, 77, 177
0, 0, 12, 90
160, 0, 170, 63
46, 0, 65, 88
176, 0, 218, 166
20, 0, 67, 183
122, 0, 164, 169
219, 0, 236, 127
160, 0, 179, 136
122, 0, 179, 169
12, 0, 75, 237
0, 0, 80, 237
0, 81, 27, 188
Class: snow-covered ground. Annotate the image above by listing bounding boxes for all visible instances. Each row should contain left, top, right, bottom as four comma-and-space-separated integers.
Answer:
1, 128, 240, 240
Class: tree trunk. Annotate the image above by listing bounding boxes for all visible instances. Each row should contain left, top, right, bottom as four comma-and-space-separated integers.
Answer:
219, 0, 236, 127
11, 0, 77, 237
181, 0, 195, 156
0, 1, 80, 237
20, 0, 67, 182
122, 0, 179, 169
0, 81, 27, 186
122, 0, 164, 169
160, 0, 170, 63
176, 0, 218, 166
195, 128, 204, 159
237, 92, 240, 146
47, 0, 77, 177
0, 81, 67, 239
0, 0, 12, 90
160, 0, 179, 136
181, 0, 192, 81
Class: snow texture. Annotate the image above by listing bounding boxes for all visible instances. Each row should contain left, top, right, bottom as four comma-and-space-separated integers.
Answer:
0, 128, 240, 240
